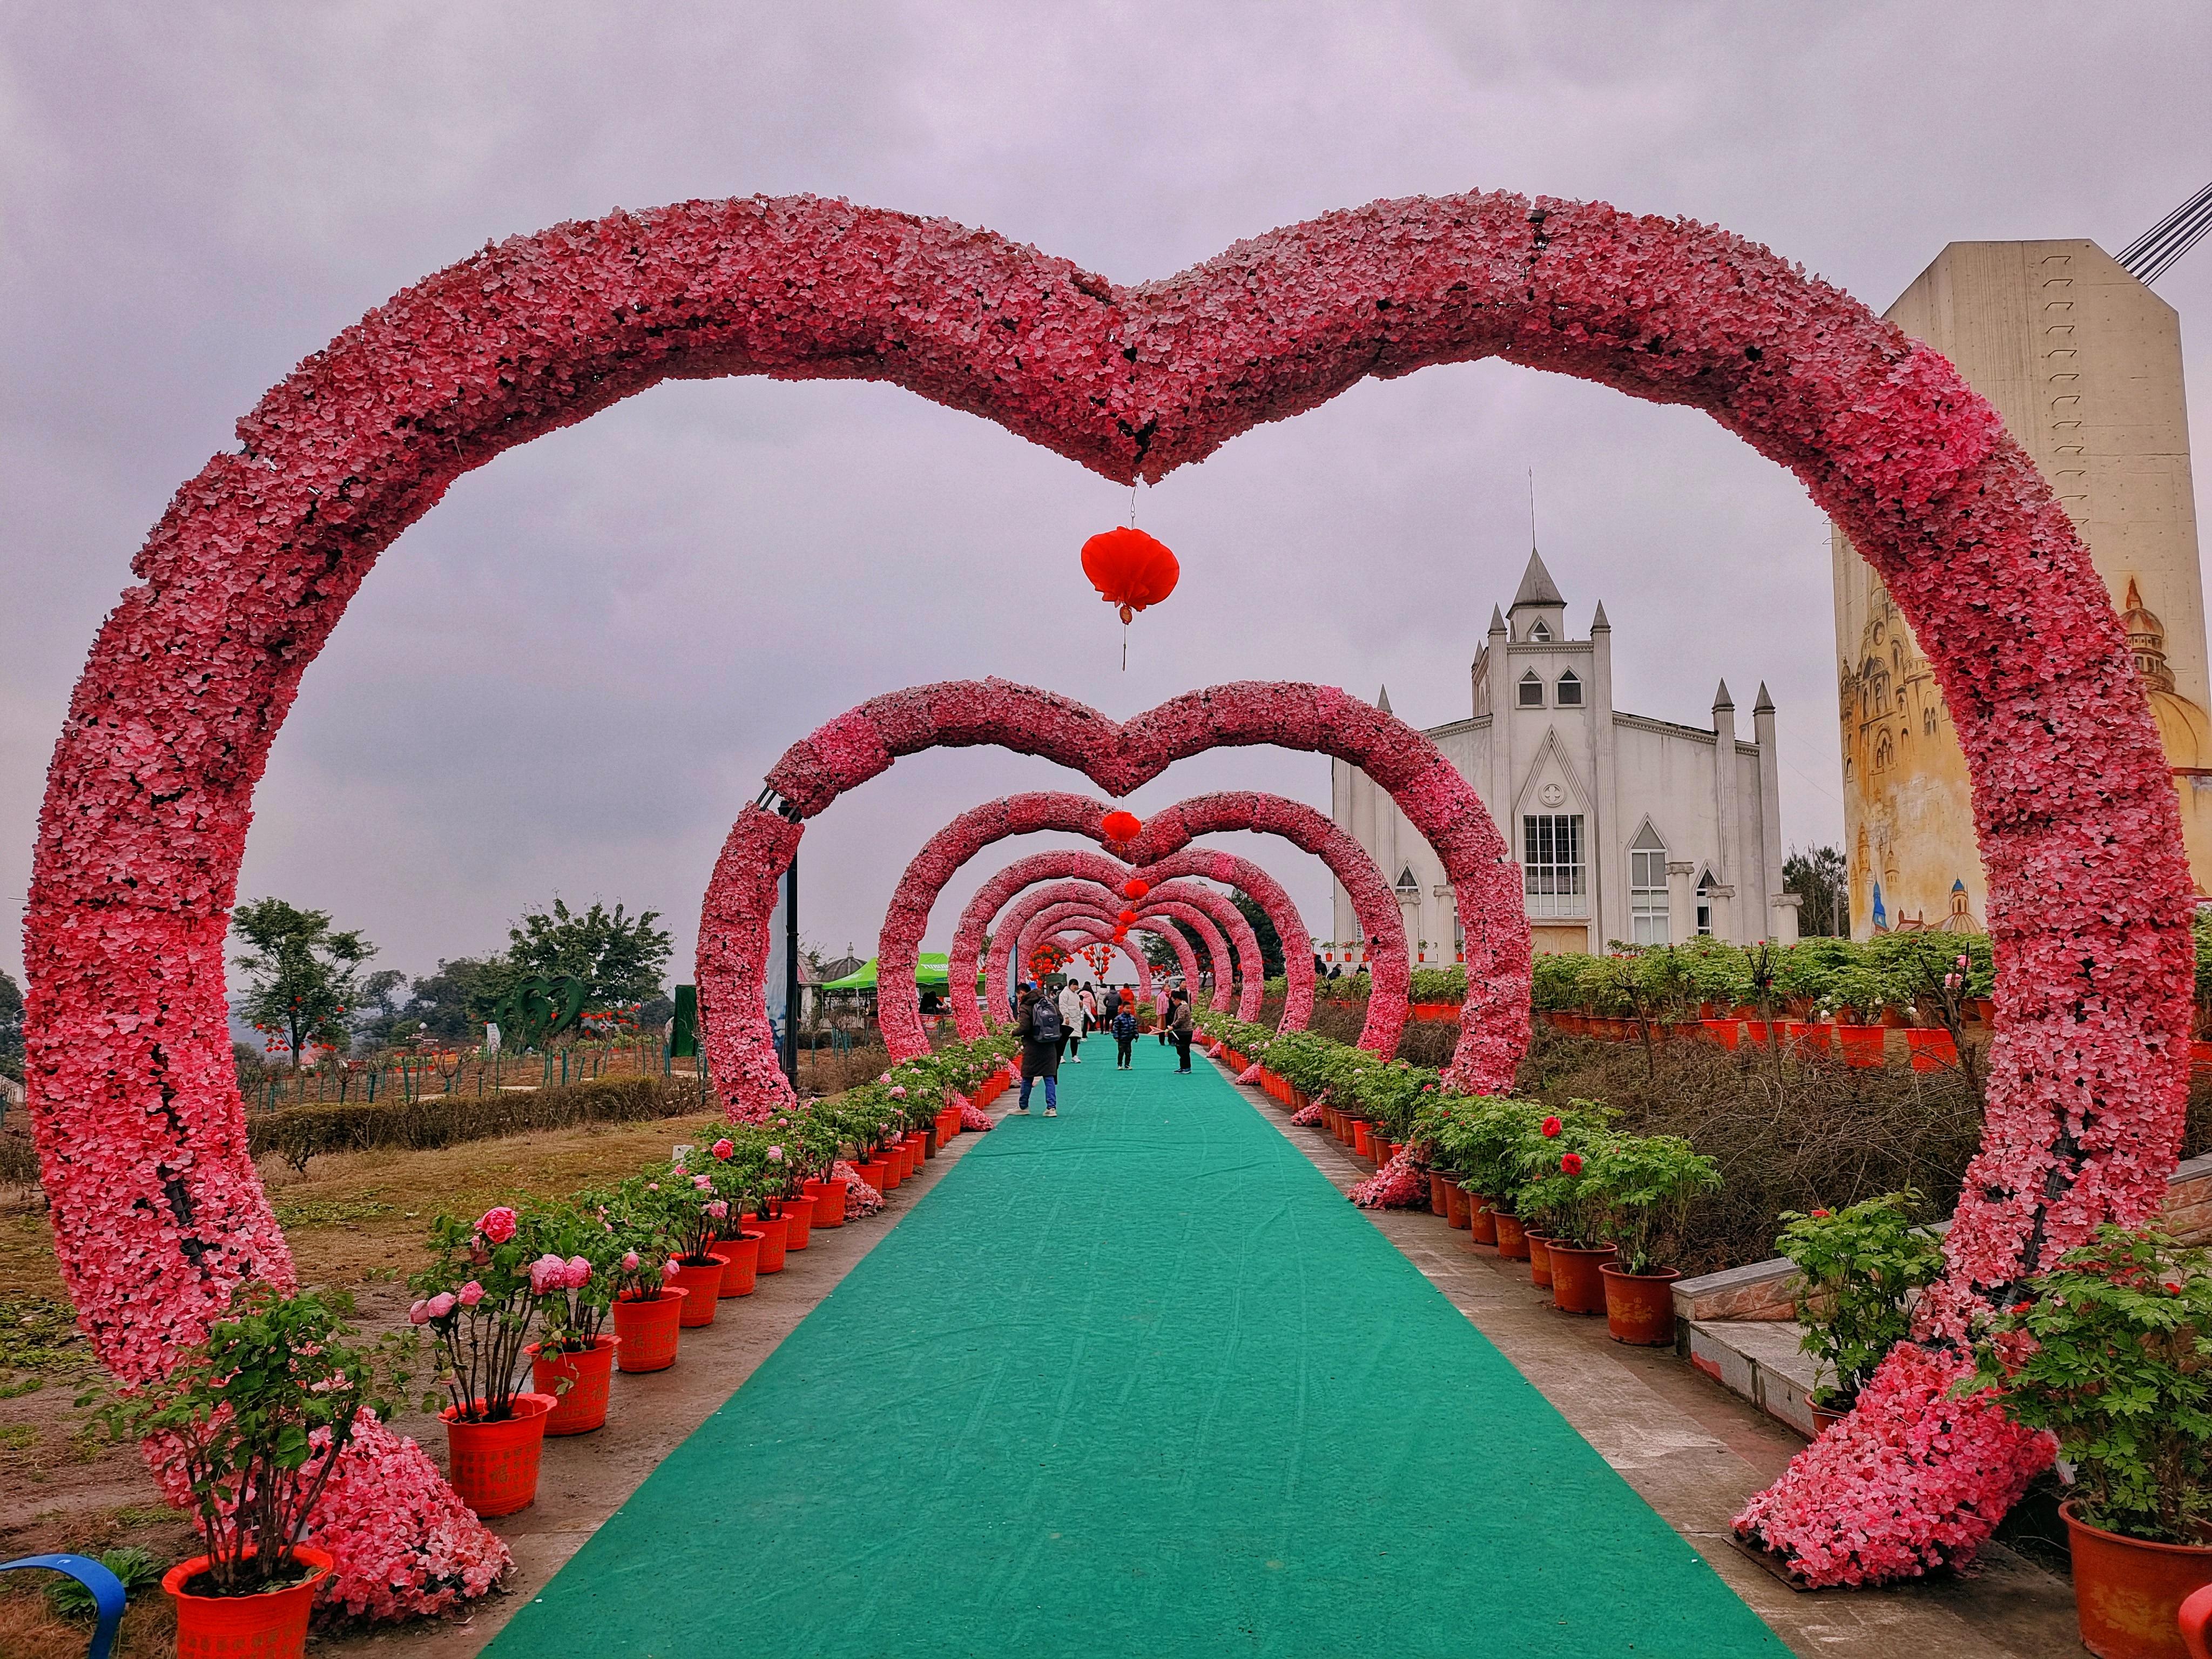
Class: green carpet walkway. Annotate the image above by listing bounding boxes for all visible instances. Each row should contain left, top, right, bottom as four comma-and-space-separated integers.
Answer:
487, 1040, 1783, 1657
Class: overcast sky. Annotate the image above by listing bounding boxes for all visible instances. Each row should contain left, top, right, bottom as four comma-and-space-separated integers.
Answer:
4, 2, 2209, 994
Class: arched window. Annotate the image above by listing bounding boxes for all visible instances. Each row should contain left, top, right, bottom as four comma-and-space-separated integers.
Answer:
1874, 732, 1893, 771
1555, 669, 1582, 707
1628, 822, 1668, 945
1529, 619, 1552, 642
1518, 670, 1545, 708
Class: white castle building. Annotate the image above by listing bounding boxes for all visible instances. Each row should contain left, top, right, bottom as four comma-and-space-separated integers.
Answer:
1327, 551, 1798, 962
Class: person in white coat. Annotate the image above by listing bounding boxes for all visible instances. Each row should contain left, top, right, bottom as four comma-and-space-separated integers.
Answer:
1057, 980, 1085, 1064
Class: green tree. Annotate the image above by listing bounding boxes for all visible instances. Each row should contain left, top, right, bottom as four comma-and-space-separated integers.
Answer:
1231, 893, 1287, 981
498, 899, 672, 1011
230, 898, 377, 1067
1785, 844, 1849, 938
401, 956, 504, 1044
0, 967, 23, 1084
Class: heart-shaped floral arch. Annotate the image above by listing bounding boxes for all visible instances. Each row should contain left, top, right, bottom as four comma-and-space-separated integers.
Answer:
1001, 880, 1269, 1027
24, 187, 2188, 1596
1017, 891, 1223, 1021
871, 790, 1407, 1061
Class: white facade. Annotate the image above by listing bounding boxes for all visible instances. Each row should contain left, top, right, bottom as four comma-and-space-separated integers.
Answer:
1328, 551, 1799, 961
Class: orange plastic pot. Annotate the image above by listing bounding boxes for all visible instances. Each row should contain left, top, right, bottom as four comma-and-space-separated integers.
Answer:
1547, 1240, 1616, 1314
528, 1334, 618, 1434
669, 1256, 726, 1326
166, 1545, 334, 1659
879, 1147, 905, 1189
1441, 1181, 1471, 1229
860, 1158, 892, 1192
1466, 1191, 1499, 1246
806, 1177, 848, 1226
1493, 1211, 1529, 1260
1600, 1264, 1681, 1346
782, 1193, 815, 1250
1352, 1121, 1374, 1158
613, 1287, 685, 1371
1427, 1170, 1453, 1217
741, 1212, 790, 1273
441, 1392, 556, 1517
2062, 1501, 2212, 1659
717, 1231, 763, 1296
1527, 1233, 1554, 1288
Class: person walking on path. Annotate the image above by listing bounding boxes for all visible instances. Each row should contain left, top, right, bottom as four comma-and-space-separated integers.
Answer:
1016, 984, 1063, 1116
1156, 988, 1172, 1046
1171, 988, 1196, 1073
1057, 979, 1085, 1064
1112, 1002, 1138, 1069
1080, 983, 1098, 1036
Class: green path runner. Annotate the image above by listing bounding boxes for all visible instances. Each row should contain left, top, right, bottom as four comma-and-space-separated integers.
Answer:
488, 1041, 1783, 1657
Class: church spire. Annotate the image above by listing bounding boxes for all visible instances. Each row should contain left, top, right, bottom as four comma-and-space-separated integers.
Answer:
1508, 548, 1566, 612
1375, 684, 1393, 714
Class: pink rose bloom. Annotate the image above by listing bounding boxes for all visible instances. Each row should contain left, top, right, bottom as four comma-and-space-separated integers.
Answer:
565, 1256, 592, 1289
425, 1292, 456, 1319
705, 1200, 728, 1220
621, 1250, 641, 1272
712, 1138, 734, 1159
692, 1174, 713, 1191
457, 1280, 484, 1307
476, 1206, 518, 1244
407, 1300, 431, 1326
767, 1145, 784, 1162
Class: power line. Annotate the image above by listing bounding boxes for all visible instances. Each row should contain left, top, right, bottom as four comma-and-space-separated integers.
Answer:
2119, 179, 2212, 286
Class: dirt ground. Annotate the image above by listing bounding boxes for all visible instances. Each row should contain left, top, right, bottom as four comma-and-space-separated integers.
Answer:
0, 1115, 717, 1658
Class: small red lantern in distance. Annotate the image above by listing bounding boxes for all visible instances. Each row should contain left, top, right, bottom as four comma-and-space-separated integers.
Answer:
1081, 527, 1179, 624
1102, 809, 1142, 843
1121, 877, 1150, 900
1117, 908, 1137, 925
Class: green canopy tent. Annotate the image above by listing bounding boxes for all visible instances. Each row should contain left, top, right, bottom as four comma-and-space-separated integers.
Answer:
819, 954, 985, 993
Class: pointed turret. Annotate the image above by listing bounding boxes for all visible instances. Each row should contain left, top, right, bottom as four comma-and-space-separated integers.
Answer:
1712, 678, 1734, 711
1590, 601, 1610, 633
1753, 681, 1774, 714
1488, 604, 1507, 635
1376, 685, 1393, 714
1509, 549, 1566, 612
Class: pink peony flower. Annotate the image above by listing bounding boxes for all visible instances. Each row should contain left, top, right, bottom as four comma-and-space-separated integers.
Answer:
407, 1300, 431, 1326
457, 1280, 484, 1307
565, 1256, 592, 1288
425, 1292, 456, 1319
889, 1085, 906, 1100
692, 1174, 712, 1191
528, 1254, 566, 1294
712, 1138, 734, 1160
767, 1144, 784, 1161
705, 1201, 728, 1220
621, 1250, 641, 1272
476, 1206, 518, 1244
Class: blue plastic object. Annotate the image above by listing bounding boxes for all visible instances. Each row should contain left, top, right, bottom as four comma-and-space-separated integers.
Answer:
0, 1553, 129, 1659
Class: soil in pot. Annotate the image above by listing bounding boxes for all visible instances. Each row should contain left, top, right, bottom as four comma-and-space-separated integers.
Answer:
669, 1256, 726, 1326
166, 1545, 334, 1659
528, 1334, 619, 1434
442, 1392, 557, 1517
613, 1288, 685, 1371
1546, 1241, 1616, 1314
717, 1231, 764, 1296
1600, 1264, 1681, 1346
2061, 1500, 2212, 1659
1493, 1210, 1529, 1260
743, 1211, 791, 1272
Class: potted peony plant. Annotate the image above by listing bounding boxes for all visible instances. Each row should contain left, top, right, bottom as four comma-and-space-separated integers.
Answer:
521, 1203, 622, 1434
411, 1204, 558, 1516
87, 1285, 406, 1658
1963, 1227, 2212, 1659
1512, 1107, 1621, 1312
1583, 1134, 1722, 1345
656, 1155, 737, 1325
798, 1107, 849, 1228
1776, 1191, 1945, 1432
600, 1178, 689, 1373
694, 1134, 772, 1293
763, 1108, 817, 1250
1431, 1097, 1550, 1258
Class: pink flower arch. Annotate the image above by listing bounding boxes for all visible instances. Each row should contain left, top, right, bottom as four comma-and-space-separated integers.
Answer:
1029, 926, 1156, 1003
871, 789, 1407, 1059
1021, 896, 1245, 1017
1008, 889, 1226, 1026
24, 188, 2183, 1594
997, 879, 1264, 1024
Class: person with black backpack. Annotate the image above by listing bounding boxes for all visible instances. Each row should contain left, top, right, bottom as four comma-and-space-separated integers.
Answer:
1016, 983, 1064, 1116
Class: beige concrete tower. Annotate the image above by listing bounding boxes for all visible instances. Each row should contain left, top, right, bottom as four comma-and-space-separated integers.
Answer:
1832, 240, 2210, 935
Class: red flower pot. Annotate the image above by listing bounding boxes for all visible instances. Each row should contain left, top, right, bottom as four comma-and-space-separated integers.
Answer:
528, 1334, 618, 1434
1527, 1233, 1554, 1289
669, 1256, 726, 1326
783, 1193, 815, 1250
1907, 1028, 1959, 1072
1442, 1181, 1471, 1229
2061, 1500, 2212, 1659
1427, 1170, 1453, 1216
1600, 1264, 1681, 1346
166, 1545, 334, 1659
741, 1212, 790, 1272
717, 1231, 763, 1296
1547, 1240, 1617, 1314
1702, 1019, 1742, 1050
441, 1392, 557, 1517
1352, 1121, 1374, 1159
1838, 1025, 1886, 1069
1493, 1211, 1529, 1260
805, 1177, 848, 1226
1466, 1191, 1499, 1246
860, 1157, 892, 1192
613, 1287, 685, 1371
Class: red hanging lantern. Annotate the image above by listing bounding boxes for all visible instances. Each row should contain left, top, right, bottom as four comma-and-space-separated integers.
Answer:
1102, 809, 1142, 843
1121, 877, 1150, 900
1117, 908, 1137, 925
1081, 527, 1179, 624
